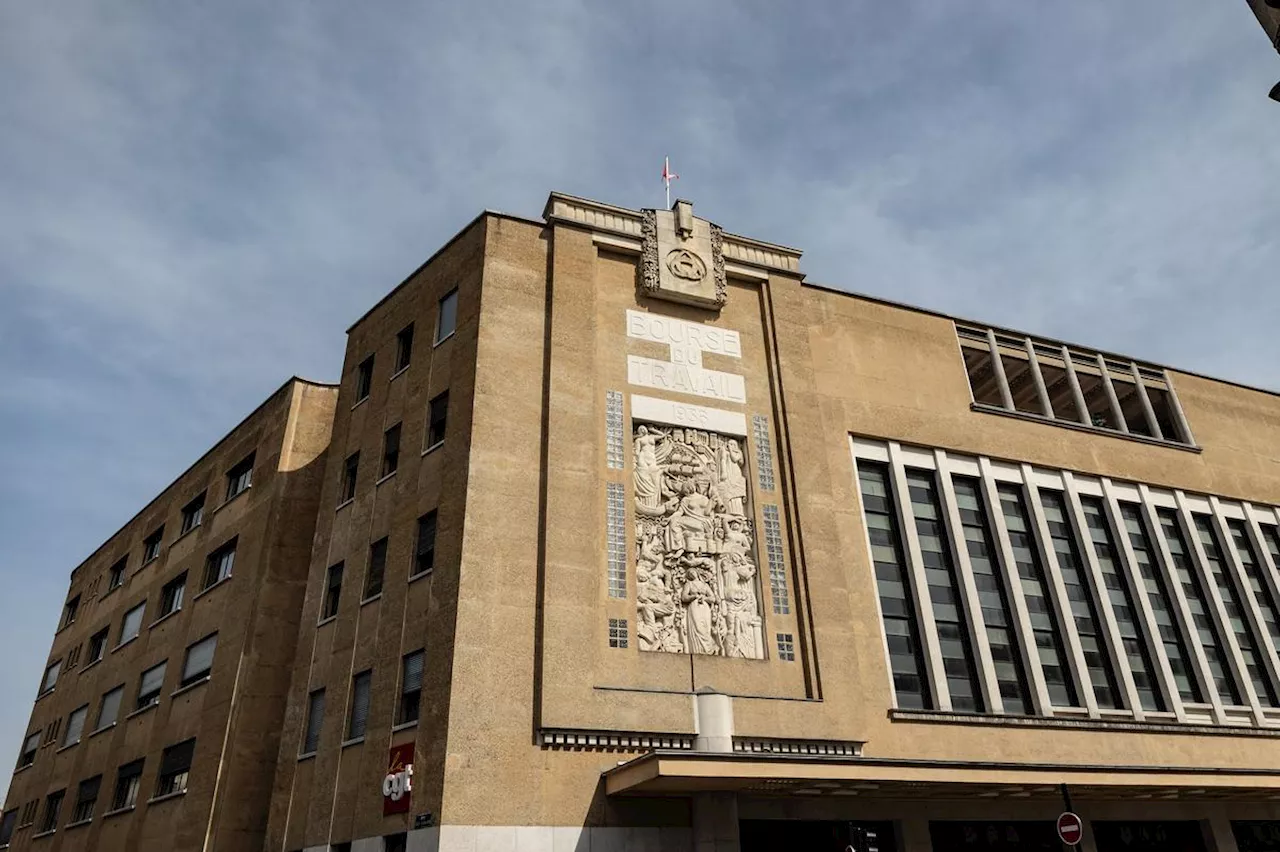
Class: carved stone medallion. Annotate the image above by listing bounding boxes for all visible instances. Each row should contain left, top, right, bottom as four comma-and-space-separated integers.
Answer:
640, 201, 727, 311
633, 422, 763, 658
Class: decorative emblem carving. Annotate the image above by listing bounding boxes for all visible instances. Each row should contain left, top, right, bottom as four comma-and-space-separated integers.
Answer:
666, 249, 707, 282
633, 423, 763, 658
641, 209, 660, 297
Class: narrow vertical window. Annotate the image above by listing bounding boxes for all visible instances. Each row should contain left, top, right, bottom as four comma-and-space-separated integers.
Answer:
62, 705, 88, 746
142, 526, 164, 564
96, 686, 123, 730
155, 739, 194, 797
38, 790, 63, 834
136, 661, 166, 709
322, 563, 343, 620
355, 355, 374, 402
762, 505, 790, 615
1119, 504, 1202, 703
60, 595, 80, 630
906, 470, 984, 712
413, 512, 437, 578
427, 392, 449, 448
203, 539, 236, 589
302, 689, 325, 754
1192, 515, 1276, 706
340, 452, 359, 503
606, 483, 627, 598
752, 414, 776, 491
39, 660, 61, 694
347, 670, 372, 739
364, 538, 387, 600
159, 572, 186, 617
226, 453, 255, 500
1081, 498, 1165, 712
107, 557, 127, 591
87, 627, 109, 664
110, 760, 144, 811
180, 492, 206, 534
119, 602, 145, 644
399, 651, 424, 724
394, 324, 414, 373
381, 424, 401, 478
181, 634, 217, 686
18, 731, 40, 768
72, 775, 100, 823
1227, 520, 1280, 660
856, 462, 931, 710
435, 289, 458, 343
605, 391, 625, 470
998, 485, 1080, 708
953, 477, 1033, 714
0, 809, 16, 844
1158, 510, 1243, 705
1040, 490, 1123, 709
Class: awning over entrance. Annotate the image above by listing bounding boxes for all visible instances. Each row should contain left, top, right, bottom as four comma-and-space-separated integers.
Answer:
604, 751, 1280, 801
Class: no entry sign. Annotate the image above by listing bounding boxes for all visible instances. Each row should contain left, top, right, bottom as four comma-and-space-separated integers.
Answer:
1057, 812, 1084, 846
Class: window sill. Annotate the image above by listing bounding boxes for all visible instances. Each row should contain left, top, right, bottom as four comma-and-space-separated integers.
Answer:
408, 569, 433, 585
360, 593, 383, 607
126, 701, 159, 721
102, 806, 135, 820
174, 522, 202, 544
89, 722, 117, 739
111, 636, 139, 654
13, 763, 33, 775
335, 498, 355, 512
351, 395, 369, 411
172, 676, 210, 698
422, 441, 444, 457
141, 555, 161, 569
340, 736, 365, 749
433, 330, 455, 348
968, 402, 1202, 453
391, 719, 418, 733
55, 740, 80, 754
149, 609, 182, 630
65, 818, 92, 830
81, 657, 103, 674
31, 829, 55, 839
215, 486, 251, 514
193, 576, 231, 601
147, 790, 187, 805
297, 750, 317, 762
102, 584, 121, 599
376, 470, 397, 487
390, 365, 410, 381
317, 614, 337, 628
35, 687, 54, 702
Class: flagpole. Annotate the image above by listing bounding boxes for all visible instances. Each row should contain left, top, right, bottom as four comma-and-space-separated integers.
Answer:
665, 156, 671, 208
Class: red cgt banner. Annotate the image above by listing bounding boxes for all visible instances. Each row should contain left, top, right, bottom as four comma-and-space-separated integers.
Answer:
382, 742, 414, 816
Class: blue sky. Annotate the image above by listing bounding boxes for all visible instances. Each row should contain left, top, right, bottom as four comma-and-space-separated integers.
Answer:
2, 0, 1279, 791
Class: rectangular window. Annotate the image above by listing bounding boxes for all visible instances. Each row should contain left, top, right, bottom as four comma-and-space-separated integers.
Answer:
38, 790, 63, 834
413, 512, 437, 578
302, 689, 325, 754
60, 595, 80, 630
159, 572, 186, 618
906, 469, 984, 712
381, 424, 401, 477
364, 538, 388, 600
43, 719, 61, 747
0, 809, 15, 845
763, 505, 791, 615
72, 775, 100, 824
1040, 490, 1123, 709
608, 618, 628, 649
341, 452, 359, 503
1158, 510, 1243, 705
180, 492, 206, 534
62, 705, 88, 747
20, 800, 38, 827
156, 739, 194, 798
204, 539, 236, 589
953, 477, 1033, 714
998, 484, 1080, 708
856, 462, 932, 710
40, 659, 61, 694
435, 289, 458, 343
65, 643, 81, 671
347, 670, 372, 739
111, 760, 144, 811
87, 627, 109, 665
96, 685, 123, 730
399, 650, 424, 724
136, 661, 167, 709
427, 392, 448, 448
323, 563, 343, 620
395, 324, 414, 372
107, 557, 127, 591
181, 634, 217, 687
355, 355, 374, 402
1081, 498, 1165, 712
142, 526, 164, 564
1193, 514, 1277, 706
776, 633, 796, 661
119, 602, 145, 645
1231, 521, 1280, 655
605, 390, 625, 470
226, 453, 255, 500
17, 731, 40, 768
606, 483, 626, 598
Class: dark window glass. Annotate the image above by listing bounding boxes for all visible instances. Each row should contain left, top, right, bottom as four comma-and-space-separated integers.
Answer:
136, 661, 166, 709
1193, 514, 1276, 706
1081, 498, 1165, 712
385, 832, 408, 852
156, 739, 194, 797
953, 477, 1033, 714
226, 453, 255, 500
906, 469, 984, 712
435, 290, 458, 343
347, 670, 372, 739
1158, 510, 1243, 705
998, 485, 1080, 707
1229, 520, 1280, 675
0, 809, 16, 844
364, 538, 388, 600
180, 492, 206, 534
382, 424, 401, 478
303, 689, 325, 754
60, 595, 80, 630
87, 627, 109, 664
111, 760, 144, 811
159, 572, 186, 617
1040, 490, 1123, 709
341, 453, 359, 503
142, 526, 164, 563
414, 512, 437, 577
427, 392, 448, 448
72, 775, 100, 823
856, 462, 931, 709
323, 563, 343, 620
107, 557, 127, 591
40, 659, 61, 694
38, 790, 63, 833
399, 650, 424, 724
181, 634, 217, 686
203, 539, 236, 589
395, 324, 414, 372
356, 356, 374, 402
18, 731, 40, 768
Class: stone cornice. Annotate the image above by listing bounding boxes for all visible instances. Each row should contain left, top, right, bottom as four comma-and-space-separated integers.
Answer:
543, 192, 802, 276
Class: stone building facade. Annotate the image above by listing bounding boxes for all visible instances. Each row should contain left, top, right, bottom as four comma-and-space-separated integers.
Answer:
9, 192, 1280, 852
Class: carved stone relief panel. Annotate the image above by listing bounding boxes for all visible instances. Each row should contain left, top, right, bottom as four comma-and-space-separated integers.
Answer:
633, 422, 764, 658
640, 201, 726, 311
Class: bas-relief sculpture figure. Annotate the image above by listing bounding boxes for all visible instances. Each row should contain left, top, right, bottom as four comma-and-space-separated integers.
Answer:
633, 423, 764, 659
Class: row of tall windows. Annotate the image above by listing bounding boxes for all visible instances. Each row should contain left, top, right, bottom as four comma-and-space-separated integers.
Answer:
855, 439, 1280, 726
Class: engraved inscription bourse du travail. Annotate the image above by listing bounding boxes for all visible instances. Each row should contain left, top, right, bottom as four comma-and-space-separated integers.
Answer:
632, 422, 764, 659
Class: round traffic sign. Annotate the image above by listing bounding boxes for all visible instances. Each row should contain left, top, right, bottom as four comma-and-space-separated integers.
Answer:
1057, 812, 1084, 846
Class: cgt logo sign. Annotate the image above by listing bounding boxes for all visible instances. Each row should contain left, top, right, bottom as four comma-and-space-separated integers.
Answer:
382, 743, 414, 816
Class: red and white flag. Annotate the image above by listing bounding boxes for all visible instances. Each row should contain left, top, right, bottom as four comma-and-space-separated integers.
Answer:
662, 156, 678, 206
